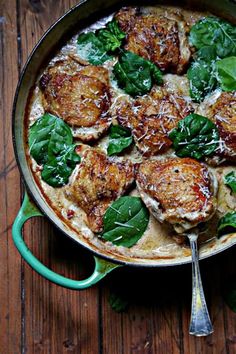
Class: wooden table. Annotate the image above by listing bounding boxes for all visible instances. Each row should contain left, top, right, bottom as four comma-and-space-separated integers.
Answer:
0, 1, 236, 353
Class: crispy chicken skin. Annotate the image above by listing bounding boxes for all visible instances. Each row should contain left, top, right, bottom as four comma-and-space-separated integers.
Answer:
116, 88, 193, 156
136, 157, 217, 233
40, 60, 111, 142
115, 7, 191, 74
67, 146, 135, 233
197, 91, 236, 163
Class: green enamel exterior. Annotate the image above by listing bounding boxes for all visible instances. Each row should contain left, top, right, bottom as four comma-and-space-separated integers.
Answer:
12, 192, 120, 289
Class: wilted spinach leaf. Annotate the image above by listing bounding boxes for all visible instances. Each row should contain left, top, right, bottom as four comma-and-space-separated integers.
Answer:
187, 59, 218, 102
107, 125, 133, 156
149, 61, 163, 84
29, 113, 73, 165
109, 291, 129, 312
29, 114, 80, 187
97, 19, 126, 52
224, 171, 236, 193
102, 196, 150, 247
216, 56, 236, 91
189, 17, 236, 58
77, 32, 112, 65
217, 212, 236, 237
196, 45, 217, 62
42, 145, 80, 187
188, 17, 236, 101
224, 284, 236, 313
187, 46, 219, 102
77, 20, 125, 65
169, 113, 219, 160
113, 50, 163, 96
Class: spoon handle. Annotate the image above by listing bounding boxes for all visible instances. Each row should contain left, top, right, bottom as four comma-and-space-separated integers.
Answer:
188, 233, 213, 336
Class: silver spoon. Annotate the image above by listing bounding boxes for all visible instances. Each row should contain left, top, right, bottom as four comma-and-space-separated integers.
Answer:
187, 230, 213, 336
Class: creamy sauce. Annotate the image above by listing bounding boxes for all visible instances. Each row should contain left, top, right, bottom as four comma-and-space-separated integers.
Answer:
26, 6, 236, 262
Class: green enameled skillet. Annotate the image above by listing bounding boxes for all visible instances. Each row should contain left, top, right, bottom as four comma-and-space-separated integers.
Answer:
12, 0, 236, 289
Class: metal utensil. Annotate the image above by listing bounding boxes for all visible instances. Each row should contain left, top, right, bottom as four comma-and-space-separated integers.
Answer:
187, 231, 213, 336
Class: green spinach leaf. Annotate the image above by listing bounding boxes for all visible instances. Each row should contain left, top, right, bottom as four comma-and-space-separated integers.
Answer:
187, 59, 218, 102
109, 292, 129, 312
187, 46, 218, 102
29, 114, 80, 187
102, 196, 150, 247
107, 125, 133, 156
216, 56, 236, 91
169, 113, 219, 160
149, 61, 163, 84
188, 17, 236, 101
189, 17, 236, 58
77, 32, 112, 65
97, 19, 126, 52
217, 212, 236, 237
29, 113, 73, 165
77, 20, 125, 65
224, 284, 236, 313
224, 171, 236, 193
196, 45, 217, 61
113, 50, 163, 96
42, 145, 80, 187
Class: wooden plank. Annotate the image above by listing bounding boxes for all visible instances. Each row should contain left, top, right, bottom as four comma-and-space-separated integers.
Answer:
101, 267, 183, 353
1, 0, 236, 353
49, 234, 99, 354
181, 252, 235, 354
23, 218, 99, 354
221, 249, 236, 354
101, 252, 236, 354
0, 0, 22, 353
17, 1, 100, 353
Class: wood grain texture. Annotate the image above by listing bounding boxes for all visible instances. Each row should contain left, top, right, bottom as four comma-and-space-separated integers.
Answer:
19, 0, 101, 350
0, 0, 21, 353
0, 0, 236, 353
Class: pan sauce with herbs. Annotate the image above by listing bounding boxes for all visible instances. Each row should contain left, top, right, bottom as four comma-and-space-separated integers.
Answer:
26, 6, 236, 261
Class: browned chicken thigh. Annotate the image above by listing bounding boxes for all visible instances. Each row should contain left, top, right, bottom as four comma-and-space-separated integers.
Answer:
67, 146, 135, 233
115, 7, 191, 74
40, 60, 111, 141
116, 88, 193, 156
137, 157, 217, 233
197, 91, 236, 163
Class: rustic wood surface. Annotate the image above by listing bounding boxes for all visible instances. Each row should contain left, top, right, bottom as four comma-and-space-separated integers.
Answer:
0, 0, 236, 353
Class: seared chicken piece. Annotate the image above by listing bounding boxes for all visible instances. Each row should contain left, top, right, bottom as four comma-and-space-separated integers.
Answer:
197, 91, 236, 163
137, 157, 217, 233
115, 7, 191, 74
67, 146, 135, 233
116, 88, 193, 156
40, 60, 111, 142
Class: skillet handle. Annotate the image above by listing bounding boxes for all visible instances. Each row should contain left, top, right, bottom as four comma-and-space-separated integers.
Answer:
12, 192, 120, 289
